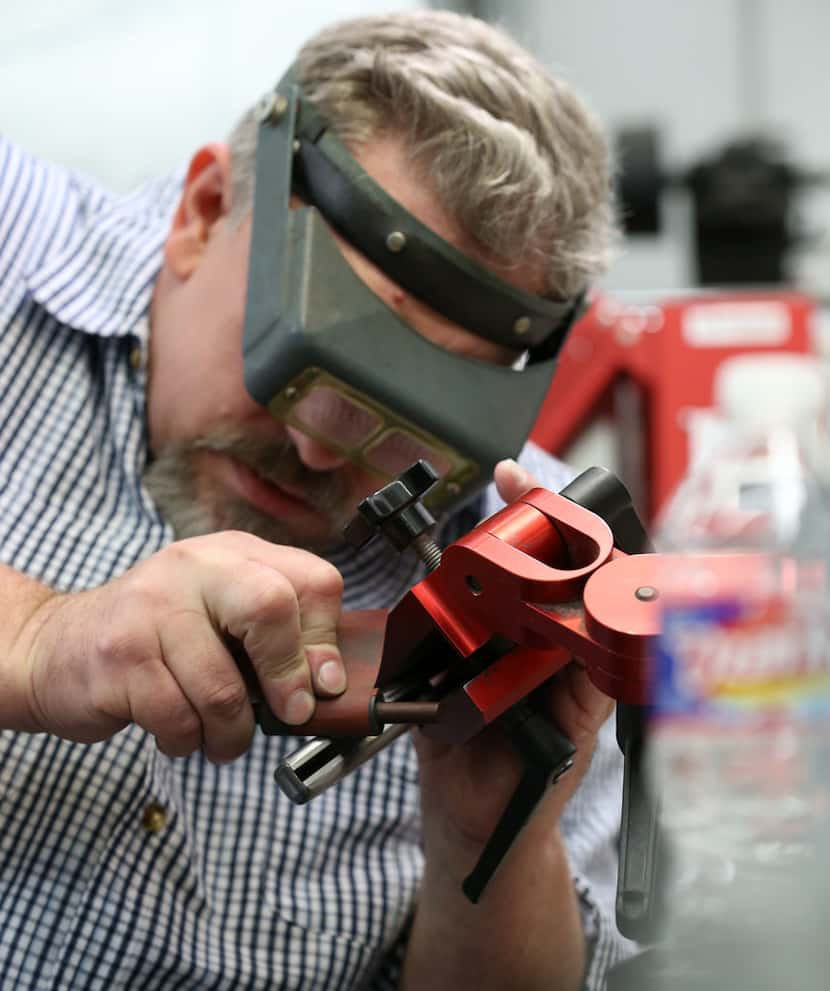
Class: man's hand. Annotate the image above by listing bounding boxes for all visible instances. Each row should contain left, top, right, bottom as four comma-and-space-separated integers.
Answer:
7, 531, 347, 763
402, 459, 614, 991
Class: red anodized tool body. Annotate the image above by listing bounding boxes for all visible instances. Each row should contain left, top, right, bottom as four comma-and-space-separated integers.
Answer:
376, 487, 661, 742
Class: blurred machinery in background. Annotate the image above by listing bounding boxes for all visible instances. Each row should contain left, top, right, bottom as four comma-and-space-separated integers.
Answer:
530, 290, 816, 523
616, 127, 830, 286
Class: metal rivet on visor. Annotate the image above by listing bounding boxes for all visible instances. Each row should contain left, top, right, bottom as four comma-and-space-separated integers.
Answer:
513, 316, 532, 336
385, 231, 407, 253
256, 91, 288, 124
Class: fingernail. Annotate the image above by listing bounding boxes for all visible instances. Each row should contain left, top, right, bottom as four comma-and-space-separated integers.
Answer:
505, 459, 531, 487
283, 689, 314, 725
318, 660, 346, 694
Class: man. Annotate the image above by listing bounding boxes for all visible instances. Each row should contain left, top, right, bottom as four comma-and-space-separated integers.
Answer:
0, 10, 628, 990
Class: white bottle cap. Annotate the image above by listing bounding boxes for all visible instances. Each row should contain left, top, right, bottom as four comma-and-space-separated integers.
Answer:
714, 352, 826, 427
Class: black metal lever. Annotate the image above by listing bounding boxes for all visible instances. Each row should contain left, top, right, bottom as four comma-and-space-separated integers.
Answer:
615, 703, 665, 942
462, 698, 576, 903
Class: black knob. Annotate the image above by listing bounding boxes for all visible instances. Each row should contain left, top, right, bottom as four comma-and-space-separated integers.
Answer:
343, 460, 439, 552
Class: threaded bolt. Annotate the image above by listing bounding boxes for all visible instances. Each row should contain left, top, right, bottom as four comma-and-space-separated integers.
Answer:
413, 533, 442, 572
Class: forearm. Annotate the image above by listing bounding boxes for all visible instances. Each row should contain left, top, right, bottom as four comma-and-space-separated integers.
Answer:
402, 819, 585, 991
0, 564, 56, 730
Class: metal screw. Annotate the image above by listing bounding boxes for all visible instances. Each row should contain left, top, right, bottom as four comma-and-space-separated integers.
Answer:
513, 315, 532, 336
386, 231, 407, 253
635, 586, 659, 602
284, 386, 298, 401
256, 91, 288, 124
255, 93, 274, 122
292, 139, 301, 153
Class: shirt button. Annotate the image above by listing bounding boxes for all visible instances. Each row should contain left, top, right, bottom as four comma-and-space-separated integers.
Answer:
141, 802, 167, 834
129, 346, 143, 371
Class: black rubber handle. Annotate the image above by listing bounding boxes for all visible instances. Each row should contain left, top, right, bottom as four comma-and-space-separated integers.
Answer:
462, 699, 576, 903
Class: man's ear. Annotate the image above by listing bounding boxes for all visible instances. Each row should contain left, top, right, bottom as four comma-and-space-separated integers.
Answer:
163, 143, 232, 280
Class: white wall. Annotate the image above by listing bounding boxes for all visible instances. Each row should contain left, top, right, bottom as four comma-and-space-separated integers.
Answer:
478, 0, 830, 299
8, 2, 825, 295
0, 1, 425, 191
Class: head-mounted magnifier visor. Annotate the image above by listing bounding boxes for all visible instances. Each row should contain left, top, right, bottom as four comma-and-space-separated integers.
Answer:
243, 74, 586, 514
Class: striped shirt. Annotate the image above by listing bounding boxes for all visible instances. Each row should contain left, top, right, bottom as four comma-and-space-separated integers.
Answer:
0, 136, 631, 989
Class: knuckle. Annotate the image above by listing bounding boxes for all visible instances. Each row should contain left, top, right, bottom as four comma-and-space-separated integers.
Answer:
86, 675, 117, 717
161, 701, 202, 743
305, 559, 343, 599
156, 736, 195, 758
157, 539, 202, 570
258, 652, 304, 682
571, 713, 598, 743
206, 731, 253, 766
244, 579, 297, 627
569, 699, 608, 744
211, 530, 262, 557
301, 624, 338, 650
121, 572, 171, 616
200, 679, 249, 720
91, 628, 122, 668
92, 626, 151, 672
153, 706, 203, 756
156, 725, 202, 758
221, 529, 258, 546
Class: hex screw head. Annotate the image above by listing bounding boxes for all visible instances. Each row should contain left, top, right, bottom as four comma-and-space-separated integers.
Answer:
256, 91, 288, 124
386, 231, 407, 253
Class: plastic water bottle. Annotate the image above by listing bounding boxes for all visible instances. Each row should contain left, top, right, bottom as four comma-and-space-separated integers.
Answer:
646, 352, 830, 988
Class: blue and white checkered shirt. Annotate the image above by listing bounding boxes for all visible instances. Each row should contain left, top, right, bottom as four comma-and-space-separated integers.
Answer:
0, 136, 631, 989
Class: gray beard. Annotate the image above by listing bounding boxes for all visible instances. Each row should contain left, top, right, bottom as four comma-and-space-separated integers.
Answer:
142, 426, 353, 551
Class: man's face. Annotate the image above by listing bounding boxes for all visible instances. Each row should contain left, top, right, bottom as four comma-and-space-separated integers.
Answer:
145, 136, 541, 550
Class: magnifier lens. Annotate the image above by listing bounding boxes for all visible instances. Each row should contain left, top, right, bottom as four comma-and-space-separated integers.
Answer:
291, 386, 381, 449
364, 430, 453, 478
272, 368, 478, 507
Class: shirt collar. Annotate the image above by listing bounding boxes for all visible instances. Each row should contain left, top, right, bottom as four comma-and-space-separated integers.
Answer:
24, 170, 184, 345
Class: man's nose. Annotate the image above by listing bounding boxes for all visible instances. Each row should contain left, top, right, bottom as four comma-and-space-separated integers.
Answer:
287, 426, 351, 471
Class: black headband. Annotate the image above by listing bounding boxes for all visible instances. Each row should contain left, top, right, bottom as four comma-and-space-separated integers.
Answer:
263, 85, 585, 359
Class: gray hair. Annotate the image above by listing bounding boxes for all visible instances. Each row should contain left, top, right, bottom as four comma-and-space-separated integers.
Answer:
228, 10, 618, 300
